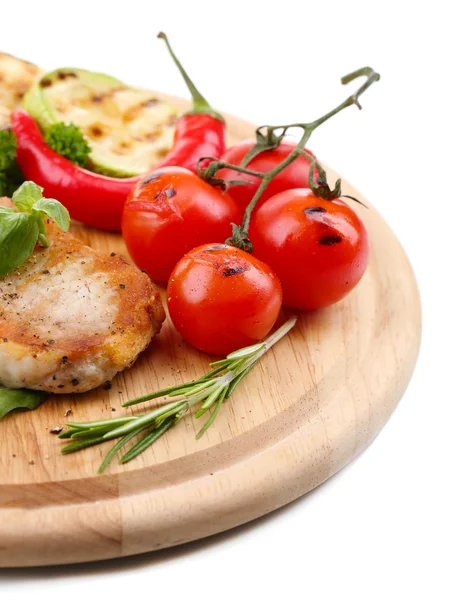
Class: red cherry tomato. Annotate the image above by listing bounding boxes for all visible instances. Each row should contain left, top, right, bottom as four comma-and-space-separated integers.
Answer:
216, 140, 317, 210
167, 244, 282, 355
122, 167, 241, 282
250, 189, 369, 310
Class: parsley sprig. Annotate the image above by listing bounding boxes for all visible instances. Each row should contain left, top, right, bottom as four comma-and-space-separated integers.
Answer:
44, 123, 91, 167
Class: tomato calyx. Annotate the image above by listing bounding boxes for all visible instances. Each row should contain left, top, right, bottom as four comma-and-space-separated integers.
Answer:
238, 126, 288, 167
307, 159, 367, 207
227, 222, 253, 253
307, 158, 342, 201
313, 178, 342, 201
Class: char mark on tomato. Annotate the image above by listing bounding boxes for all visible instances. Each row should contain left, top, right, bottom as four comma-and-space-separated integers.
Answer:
154, 186, 177, 200
318, 235, 343, 246
142, 171, 165, 184
304, 206, 327, 215
205, 245, 227, 252
221, 266, 247, 277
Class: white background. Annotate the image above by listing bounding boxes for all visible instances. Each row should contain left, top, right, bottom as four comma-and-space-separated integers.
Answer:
2, 0, 472, 598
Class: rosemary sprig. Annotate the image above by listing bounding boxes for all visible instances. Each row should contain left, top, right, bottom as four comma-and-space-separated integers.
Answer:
60, 316, 297, 472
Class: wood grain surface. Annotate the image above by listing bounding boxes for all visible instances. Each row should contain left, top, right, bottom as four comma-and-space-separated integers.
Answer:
0, 95, 421, 567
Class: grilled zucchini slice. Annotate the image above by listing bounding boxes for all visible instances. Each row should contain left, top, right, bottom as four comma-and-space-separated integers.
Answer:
23, 68, 179, 177
0, 52, 42, 129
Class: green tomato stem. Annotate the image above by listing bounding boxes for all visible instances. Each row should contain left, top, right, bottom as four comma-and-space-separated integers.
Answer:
224, 67, 380, 249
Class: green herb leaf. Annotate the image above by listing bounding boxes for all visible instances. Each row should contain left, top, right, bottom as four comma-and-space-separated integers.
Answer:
226, 342, 264, 360
0, 210, 39, 277
12, 181, 43, 212
32, 197, 70, 232
44, 123, 91, 167
0, 386, 47, 420
0, 181, 70, 277
0, 205, 16, 216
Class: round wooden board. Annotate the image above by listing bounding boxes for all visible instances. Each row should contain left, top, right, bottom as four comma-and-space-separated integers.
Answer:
0, 95, 421, 567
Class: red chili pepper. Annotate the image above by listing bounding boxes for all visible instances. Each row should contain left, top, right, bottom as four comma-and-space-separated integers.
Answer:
11, 33, 225, 231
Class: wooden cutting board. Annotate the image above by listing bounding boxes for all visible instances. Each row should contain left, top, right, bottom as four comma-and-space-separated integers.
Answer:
0, 96, 421, 567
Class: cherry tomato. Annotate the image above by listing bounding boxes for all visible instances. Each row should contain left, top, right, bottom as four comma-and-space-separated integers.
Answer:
122, 167, 242, 282
250, 189, 369, 310
216, 140, 317, 210
167, 244, 282, 355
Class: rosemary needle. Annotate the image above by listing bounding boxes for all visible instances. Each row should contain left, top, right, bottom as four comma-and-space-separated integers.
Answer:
60, 316, 297, 471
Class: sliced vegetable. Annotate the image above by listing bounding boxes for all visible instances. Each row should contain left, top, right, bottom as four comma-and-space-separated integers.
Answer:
0, 181, 70, 277
0, 386, 47, 420
60, 317, 297, 471
0, 51, 42, 129
23, 67, 178, 177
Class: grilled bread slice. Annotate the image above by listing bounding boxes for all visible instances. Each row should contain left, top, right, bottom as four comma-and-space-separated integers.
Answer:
0, 52, 42, 129
0, 197, 165, 393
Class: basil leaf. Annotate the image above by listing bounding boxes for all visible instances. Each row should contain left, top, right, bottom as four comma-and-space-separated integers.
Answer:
0, 205, 16, 215
1, 181, 70, 277
0, 211, 39, 277
0, 386, 47, 420
12, 181, 44, 212
32, 197, 70, 232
